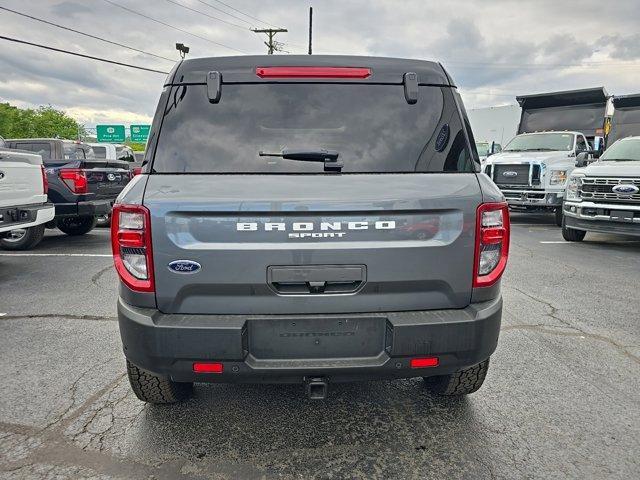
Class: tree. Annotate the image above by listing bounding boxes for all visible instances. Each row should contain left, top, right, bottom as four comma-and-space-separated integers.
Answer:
0, 103, 85, 139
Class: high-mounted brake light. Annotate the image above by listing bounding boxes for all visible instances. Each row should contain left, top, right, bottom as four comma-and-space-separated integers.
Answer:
255, 66, 371, 79
40, 165, 48, 195
59, 168, 88, 194
111, 204, 154, 292
473, 202, 510, 288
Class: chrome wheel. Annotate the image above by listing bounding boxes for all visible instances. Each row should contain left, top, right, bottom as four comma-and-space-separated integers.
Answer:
4, 229, 27, 243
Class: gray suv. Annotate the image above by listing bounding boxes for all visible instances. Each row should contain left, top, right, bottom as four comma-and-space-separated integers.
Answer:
112, 56, 509, 403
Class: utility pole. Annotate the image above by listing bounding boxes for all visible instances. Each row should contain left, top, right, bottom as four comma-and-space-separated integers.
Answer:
308, 7, 313, 55
252, 28, 288, 54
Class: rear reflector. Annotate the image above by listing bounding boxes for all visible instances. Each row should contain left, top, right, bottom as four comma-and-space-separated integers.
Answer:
193, 362, 224, 374
410, 357, 439, 368
256, 66, 371, 79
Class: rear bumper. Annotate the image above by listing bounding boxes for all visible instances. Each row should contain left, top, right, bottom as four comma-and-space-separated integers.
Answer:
117, 296, 502, 384
563, 200, 640, 237
0, 203, 55, 234
54, 199, 113, 217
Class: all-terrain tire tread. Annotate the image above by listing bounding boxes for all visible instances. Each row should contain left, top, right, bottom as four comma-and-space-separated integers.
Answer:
126, 360, 192, 404
424, 359, 490, 396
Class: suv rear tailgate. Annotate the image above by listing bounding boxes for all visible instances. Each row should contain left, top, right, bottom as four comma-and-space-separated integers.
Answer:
145, 173, 481, 315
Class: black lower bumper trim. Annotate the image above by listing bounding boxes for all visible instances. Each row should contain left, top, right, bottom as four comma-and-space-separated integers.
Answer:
54, 200, 113, 217
564, 215, 640, 237
118, 297, 502, 384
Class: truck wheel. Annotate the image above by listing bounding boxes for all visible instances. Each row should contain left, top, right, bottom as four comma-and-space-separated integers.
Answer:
562, 225, 586, 242
0, 224, 46, 250
126, 360, 193, 404
423, 358, 490, 396
554, 207, 564, 227
56, 215, 97, 236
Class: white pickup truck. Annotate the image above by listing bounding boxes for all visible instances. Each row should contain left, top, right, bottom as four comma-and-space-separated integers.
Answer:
483, 88, 608, 226
563, 136, 640, 240
0, 138, 55, 250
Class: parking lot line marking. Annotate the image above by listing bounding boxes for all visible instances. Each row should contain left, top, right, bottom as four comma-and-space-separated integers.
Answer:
0, 253, 112, 257
540, 240, 640, 244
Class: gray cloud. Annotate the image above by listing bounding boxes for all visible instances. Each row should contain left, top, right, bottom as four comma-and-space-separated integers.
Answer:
1, 0, 639, 122
600, 34, 640, 60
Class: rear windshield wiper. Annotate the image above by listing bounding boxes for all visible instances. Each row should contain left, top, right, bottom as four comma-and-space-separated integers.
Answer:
259, 149, 342, 172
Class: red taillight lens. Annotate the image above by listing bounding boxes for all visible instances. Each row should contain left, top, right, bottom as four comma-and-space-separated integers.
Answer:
111, 204, 154, 292
132, 167, 142, 176
193, 362, 224, 374
59, 168, 88, 194
40, 165, 48, 195
410, 357, 439, 368
473, 202, 510, 288
255, 66, 371, 79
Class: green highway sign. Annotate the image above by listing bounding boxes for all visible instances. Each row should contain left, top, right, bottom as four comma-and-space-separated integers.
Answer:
130, 124, 151, 142
96, 124, 125, 143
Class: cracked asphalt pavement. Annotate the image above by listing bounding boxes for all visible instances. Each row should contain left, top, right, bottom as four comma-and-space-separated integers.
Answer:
1, 216, 639, 479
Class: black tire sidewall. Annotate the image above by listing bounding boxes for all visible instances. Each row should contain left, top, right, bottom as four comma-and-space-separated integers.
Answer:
57, 215, 98, 236
0, 224, 46, 250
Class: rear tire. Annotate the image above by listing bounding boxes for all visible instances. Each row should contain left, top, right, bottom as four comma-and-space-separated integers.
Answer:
0, 224, 46, 250
126, 360, 193, 404
554, 207, 563, 227
56, 215, 97, 236
561, 218, 586, 242
423, 358, 490, 396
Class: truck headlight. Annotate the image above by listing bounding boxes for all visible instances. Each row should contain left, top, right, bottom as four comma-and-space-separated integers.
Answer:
550, 170, 568, 185
565, 175, 583, 201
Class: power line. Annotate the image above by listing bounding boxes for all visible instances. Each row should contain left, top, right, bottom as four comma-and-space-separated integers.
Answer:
0, 35, 170, 74
446, 60, 640, 69
163, 0, 249, 31
193, 0, 255, 27
101, 0, 248, 54
200, 0, 283, 29
0, 6, 175, 63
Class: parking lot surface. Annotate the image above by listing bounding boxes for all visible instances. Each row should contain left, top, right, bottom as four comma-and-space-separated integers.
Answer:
1, 215, 639, 479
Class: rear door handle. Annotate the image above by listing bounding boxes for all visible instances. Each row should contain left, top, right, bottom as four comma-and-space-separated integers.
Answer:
268, 265, 366, 295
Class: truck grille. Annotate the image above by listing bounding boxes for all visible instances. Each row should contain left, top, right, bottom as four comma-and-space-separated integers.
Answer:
580, 177, 640, 203
493, 164, 531, 187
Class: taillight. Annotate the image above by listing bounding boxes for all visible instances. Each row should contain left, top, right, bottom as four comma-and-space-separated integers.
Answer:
473, 202, 510, 288
40, 165, 48, 195
255, 66, 371, 79
132, 167, 142, 176
59, 168, 88, 194
111, 204, 154, 292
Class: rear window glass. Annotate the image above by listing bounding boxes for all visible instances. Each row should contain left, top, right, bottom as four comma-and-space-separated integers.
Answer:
14, 142, 51, 160
152, 84, 474, 173
93, 146, 107, 158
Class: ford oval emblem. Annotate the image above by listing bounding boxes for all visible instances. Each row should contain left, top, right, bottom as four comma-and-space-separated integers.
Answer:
168, 260, 201, 274
435, 124, 450, 152
107, 173, 116, 181
612, 184, 639, 194
502, 171, 518, 177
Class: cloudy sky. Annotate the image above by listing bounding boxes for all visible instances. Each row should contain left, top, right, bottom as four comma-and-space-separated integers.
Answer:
1, 0, 639, 127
